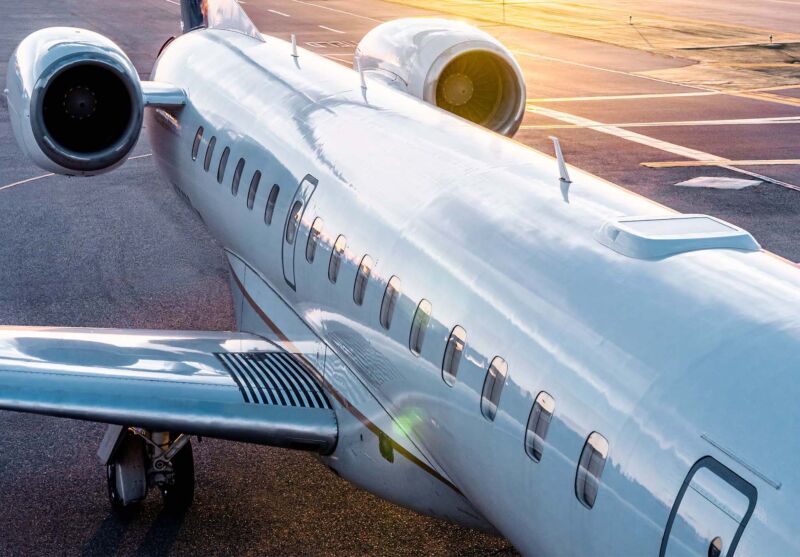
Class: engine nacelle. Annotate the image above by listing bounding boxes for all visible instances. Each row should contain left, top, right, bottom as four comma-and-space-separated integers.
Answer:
354, 18, 526, 137
5, 27, 144, 176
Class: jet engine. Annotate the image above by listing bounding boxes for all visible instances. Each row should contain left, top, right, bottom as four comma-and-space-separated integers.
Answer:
354, 18, 526, 137
5, 27, 144, 176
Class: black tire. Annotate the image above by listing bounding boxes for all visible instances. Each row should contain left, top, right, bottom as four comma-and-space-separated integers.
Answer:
160, 440, 195, 510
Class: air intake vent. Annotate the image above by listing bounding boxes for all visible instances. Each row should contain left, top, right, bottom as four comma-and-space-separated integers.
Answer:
596, 214, 760, 259
216, 352, 331, 409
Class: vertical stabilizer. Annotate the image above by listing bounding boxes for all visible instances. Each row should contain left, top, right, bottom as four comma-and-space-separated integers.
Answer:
180, 0, 263, 41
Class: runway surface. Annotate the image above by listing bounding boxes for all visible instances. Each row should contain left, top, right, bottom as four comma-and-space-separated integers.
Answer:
0, 0, 798, 554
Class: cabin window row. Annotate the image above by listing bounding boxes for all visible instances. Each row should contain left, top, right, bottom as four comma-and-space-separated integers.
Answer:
191, 141, 612, 512
301, 213, 609, 508
192, 126, 282, 222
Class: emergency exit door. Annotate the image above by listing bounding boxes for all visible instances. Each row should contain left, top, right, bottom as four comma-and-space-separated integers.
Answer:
282, 174, 318, 290
660, 456, 757, 557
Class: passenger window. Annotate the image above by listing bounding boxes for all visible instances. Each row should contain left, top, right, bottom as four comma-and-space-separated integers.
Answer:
286, 200, 303, 244
525, 392, 555, 462
192, 126, 203, 161
575, 432, 609, 509
264, 185, 280, 225
328, 235, 346, 283
204, 136, 216, 172
480, 356, 508, 421
247, 170, 261, 210
231, 158, 245, 195
217, 146, 230, 184
442, 325, 466, 386
379, 276, 401, 330
409, 299, 432, 355
306, 217, 324, 263
353, 255, 373, 306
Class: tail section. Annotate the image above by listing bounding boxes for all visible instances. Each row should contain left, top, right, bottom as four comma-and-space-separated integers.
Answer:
180, 0, 263, 41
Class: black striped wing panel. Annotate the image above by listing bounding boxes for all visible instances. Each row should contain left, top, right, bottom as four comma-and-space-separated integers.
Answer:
216, 352, 331, 409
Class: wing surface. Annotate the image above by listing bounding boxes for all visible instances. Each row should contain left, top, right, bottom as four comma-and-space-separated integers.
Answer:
0, 327, 336, 453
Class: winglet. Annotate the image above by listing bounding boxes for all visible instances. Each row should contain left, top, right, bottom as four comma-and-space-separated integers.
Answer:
549, 136, 572, 183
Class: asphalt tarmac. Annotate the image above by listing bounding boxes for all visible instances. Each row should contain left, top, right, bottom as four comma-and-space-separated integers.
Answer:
0, 0, 798, 555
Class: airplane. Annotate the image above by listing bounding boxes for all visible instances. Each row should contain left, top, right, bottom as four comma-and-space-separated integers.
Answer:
3, 0, 799, 554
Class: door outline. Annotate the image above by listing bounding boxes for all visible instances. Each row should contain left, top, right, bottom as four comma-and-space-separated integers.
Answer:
282, 174, 318, 290
659, 456, 757, 557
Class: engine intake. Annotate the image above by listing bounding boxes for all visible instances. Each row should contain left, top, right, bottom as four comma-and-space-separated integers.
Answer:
6, 28, 144, 175
355, 19, 526, 137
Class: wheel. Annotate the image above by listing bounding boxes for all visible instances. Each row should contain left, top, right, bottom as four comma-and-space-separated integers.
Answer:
160, 440, 195, 510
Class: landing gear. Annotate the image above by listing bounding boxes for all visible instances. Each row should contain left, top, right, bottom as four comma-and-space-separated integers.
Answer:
99, 426, 196, 512
158, 437, 194, 509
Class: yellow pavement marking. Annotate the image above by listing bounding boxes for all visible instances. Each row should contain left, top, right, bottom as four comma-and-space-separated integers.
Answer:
732, 91, 800, 108
642, 160, 800, 168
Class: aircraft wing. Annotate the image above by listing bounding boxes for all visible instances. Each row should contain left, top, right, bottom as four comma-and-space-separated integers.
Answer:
0, 327, 337, 453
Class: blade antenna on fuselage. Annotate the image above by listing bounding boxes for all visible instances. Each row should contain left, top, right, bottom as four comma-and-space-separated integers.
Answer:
549, 136, 572, 184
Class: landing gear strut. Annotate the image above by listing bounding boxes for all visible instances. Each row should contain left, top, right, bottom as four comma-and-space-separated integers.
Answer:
98, 425, 195, 511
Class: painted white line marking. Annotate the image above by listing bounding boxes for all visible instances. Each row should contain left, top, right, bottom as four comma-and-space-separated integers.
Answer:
521, 116, 800, 130
529, 105, 724, 160
268, 9, 291, 17
286, 0, 381, 23
528, 91, 721, 103
515, 50, 713, 92
0, 173, 54, 192
318, 25, 345, 34
720, 166, 800, 192
163, 0, 179, 4
0, 154, 153, 192
528, 105, 800, 192
527, 85, 800, 104
323, 55, 354, 65
644, 159, 800, 168
676, 177, 761, 190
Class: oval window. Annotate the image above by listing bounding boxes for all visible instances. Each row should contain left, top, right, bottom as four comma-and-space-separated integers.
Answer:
525, 391, 555, 462
191, 126, 203, 161
306, 217, 324, 263
442, 325, 466, 386
480, 356, 508, 421
247, 170, 261, 210
217, 146, 230, 184
409, 299, 432, 355
575, 432, 609, 509
203, 136, 216, 172
264, 185, 280, 225
329, 235, 347, 283
353, 255, 373, 306
231, 158, 245, 195
380, 276, 401, 330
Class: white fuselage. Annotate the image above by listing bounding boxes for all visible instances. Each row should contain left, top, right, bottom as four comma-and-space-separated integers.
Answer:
147, 28, 800, 556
